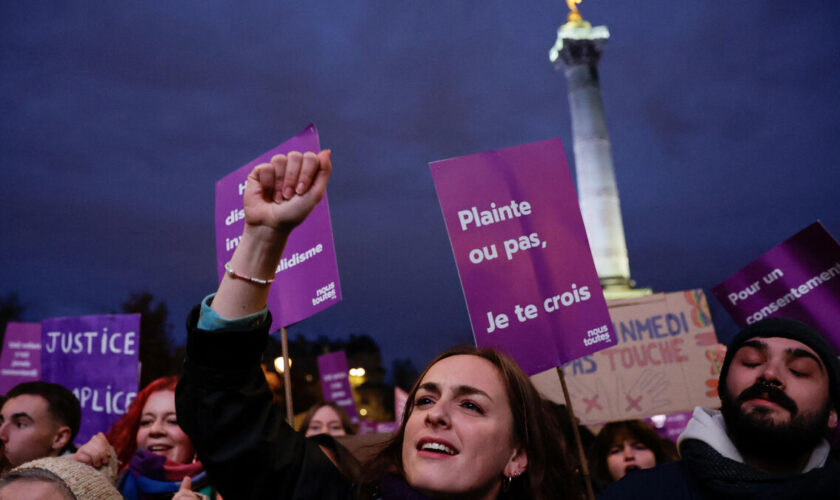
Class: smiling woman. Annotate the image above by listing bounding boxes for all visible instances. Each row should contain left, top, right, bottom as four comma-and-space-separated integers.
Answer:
175, 151, 579, 498
106, 376, 218, 499
358, 346, 571, 499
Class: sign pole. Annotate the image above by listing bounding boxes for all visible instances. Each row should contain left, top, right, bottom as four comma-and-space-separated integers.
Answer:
556, 366, 595, 500
281, 327, 294, 425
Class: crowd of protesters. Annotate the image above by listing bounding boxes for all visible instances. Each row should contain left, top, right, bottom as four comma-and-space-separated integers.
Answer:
0, 150, 838, 498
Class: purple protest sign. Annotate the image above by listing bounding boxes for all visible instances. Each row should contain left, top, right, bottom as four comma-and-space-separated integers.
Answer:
430, 138, 614, 375
40, 314, 140, 444
0, 323, 41, 394
646, 411, 692, 443
711, 222, 840, 353
215, 124, 341, 330
317, 351, 359, 424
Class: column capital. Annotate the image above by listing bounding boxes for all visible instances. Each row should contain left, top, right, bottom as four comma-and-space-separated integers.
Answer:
549, 24, 610, 69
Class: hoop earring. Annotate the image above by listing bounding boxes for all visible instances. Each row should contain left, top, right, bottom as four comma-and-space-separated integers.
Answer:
502, 475, 513, 492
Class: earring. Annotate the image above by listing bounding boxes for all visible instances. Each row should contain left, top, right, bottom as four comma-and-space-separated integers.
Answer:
502, 475, 513, 492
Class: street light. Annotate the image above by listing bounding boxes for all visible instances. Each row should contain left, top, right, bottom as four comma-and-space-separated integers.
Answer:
274, 356, 292, 374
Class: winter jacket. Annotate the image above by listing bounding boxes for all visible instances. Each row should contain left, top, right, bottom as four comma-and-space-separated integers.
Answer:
598, 407, 840, 500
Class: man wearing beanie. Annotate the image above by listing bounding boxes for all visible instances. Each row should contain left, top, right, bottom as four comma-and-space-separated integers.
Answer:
600, 317, 840, 499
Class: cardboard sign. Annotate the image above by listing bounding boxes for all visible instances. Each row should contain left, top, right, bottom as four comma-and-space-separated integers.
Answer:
711, 221, 840, 353
430, 138, 614, 375
532, 290, 721, 424
216, 124, 341, 330
40, 314, 140, 444
0, 322, 42, 393
317, 351, 358, 423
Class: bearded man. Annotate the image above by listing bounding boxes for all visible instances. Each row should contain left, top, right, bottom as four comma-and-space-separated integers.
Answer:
599, 317, 840, 499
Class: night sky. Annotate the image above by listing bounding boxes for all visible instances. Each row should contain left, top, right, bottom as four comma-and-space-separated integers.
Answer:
2, 1, 839, 375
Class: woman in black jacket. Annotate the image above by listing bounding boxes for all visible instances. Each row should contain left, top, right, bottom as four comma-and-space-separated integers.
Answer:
176, 149, 576, 499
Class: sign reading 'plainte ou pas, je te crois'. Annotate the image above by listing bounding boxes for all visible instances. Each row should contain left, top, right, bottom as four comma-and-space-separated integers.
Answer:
430, 138, 614, 375
215, 124, 342, 330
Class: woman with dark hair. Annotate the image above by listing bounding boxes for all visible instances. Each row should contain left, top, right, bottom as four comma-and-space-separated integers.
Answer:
105, 376, 217, 499
299, 401, 357, 437
588, 420, 672, 490
356, 345, 570, 499
176, 150, 578, 498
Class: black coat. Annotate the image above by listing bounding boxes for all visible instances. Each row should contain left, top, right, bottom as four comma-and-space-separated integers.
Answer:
598, 439, 840, 500
176, 307, 356, 500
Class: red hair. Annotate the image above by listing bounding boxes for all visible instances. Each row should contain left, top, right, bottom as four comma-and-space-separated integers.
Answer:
106, 376, 180, 468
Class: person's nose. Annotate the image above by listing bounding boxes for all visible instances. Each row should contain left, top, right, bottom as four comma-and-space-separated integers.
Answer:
425, 401, 451, 429
758, 359, 783, 387
148, 419, 166, 437
623, 444, 634, 461
0, 422, 8, 443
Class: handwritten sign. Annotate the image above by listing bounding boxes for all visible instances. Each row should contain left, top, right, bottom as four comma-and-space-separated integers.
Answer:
317, 351, 358, 424
532, 290, 721, 424
430, 138, 614, 375
711, 221, 840, 353
40, 314, 140, 444
0, 323, 41, 393
216, 124, 341, 330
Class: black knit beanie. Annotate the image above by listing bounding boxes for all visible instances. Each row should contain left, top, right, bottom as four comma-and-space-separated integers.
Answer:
718, 317, 840, 411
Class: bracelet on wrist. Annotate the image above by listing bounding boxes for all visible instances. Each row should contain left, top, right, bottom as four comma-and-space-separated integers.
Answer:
224, 261, 275, 286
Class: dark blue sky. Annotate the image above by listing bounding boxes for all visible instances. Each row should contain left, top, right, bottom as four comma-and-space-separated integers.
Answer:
2, 1, 839, 373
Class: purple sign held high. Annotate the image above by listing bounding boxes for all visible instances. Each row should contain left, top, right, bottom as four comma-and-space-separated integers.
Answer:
0, 323, 42, 394
712, 221, 840, 353
317, 351, 358, 424
40, 314, 140, 444
215, 124, 341, 330
430, 138, 615, 375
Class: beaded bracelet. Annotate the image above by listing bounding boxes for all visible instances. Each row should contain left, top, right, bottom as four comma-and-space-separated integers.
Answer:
224, 261, 275, 285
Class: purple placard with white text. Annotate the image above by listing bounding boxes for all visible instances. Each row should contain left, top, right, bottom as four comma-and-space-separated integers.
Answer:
0, 323, 42, 393
40, 314, 140, 444
215, 124, 341, 330
317, 351, 359, 424
430, 138, 615, 375
711, 222, 840, 353
646, 411, 692, 443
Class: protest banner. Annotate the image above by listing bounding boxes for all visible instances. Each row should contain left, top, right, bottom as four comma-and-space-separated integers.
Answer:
430, 138, 614, 375
215, 124, 341, 330
40, 314, 140, 444
711, 221, 840, 353
317, 351, 359, 424
532, 290, 722, 424
0, 322, 41, 393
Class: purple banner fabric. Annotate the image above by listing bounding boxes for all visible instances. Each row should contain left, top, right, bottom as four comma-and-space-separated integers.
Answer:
316, 351, 359, 424
430, 138, 615, 375
646, 411, 692, 443
40, 314, 140, 444
711, 222, 840, 353
215, 124, 341, 330
0, 323, 42, 393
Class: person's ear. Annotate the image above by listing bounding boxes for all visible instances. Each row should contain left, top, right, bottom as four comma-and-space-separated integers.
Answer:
503, 446, 528, 478
51, 425, 72, 454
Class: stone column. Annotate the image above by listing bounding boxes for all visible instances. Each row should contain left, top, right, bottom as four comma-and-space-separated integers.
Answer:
551, 20, 646, 298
